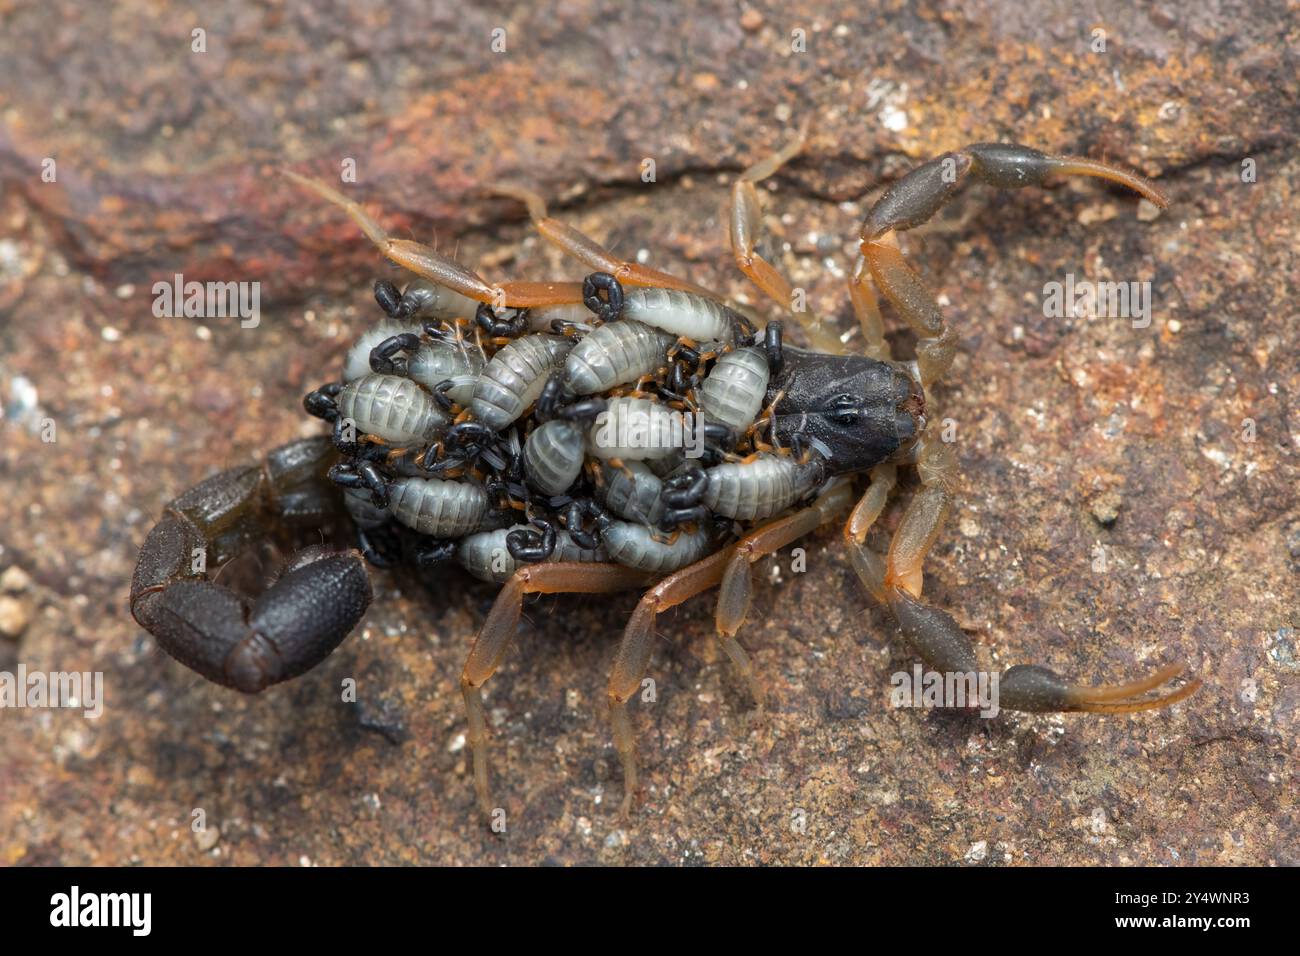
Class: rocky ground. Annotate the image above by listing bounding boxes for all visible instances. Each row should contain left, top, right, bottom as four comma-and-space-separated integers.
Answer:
0, 0, 1296, 864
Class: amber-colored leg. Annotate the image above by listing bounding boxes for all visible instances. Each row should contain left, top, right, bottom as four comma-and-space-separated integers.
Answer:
712, 480, 859, 699
284, 170, 585, 309
491, 184, 725, 300
459, 562, 652, 816
842, 463, 898, 605
729, 129, 845, 354
605, 548, 731, 816
839, 265, 900, 604
607, 479, 857, 815
845, 143, 1196, 713
848, 254, 891, 362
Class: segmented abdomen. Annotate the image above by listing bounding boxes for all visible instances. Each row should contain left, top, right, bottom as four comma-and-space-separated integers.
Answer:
600, 520, 714, 573
400, 277, 481, 322
523, 419, 586, 496
458, 525, 608, 583
587, 396, 683, 461
344, 321, 420, 383
597, 460, 666, 525
337, 373, 448, 444
407, 338, 486, 405
703, 453, 817, 521
698, 346, 770, 434
563, 320, 676, 395
387, 476, 487, 537
471, 334, 573, 430
621, 287, 737, 345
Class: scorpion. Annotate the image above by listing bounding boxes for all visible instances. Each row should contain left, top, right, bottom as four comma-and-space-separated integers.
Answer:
130, 134, 1201, 819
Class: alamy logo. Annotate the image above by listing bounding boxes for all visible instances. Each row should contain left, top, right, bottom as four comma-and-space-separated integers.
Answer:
590, 407, 707, 458
152, 273, 261, 328
890, 664, 1000, 718
1042, 273, 1152, 329
50, 886, 151, 936
0, 665, 103, 718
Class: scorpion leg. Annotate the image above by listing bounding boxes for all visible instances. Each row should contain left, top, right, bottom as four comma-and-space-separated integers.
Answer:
842, 463, 899, 604
729, 126, 845, 355
130, 437, 372, 693
848, 254, 890, 362
844, 252, 902, 611
283, 170, 584, 309
848, 144, 1195, 712
606, 478, 855, 815
712, 479, 859, 704
490, 183, 725, 300
607, 547, 733, 816
459, 562, 652, 816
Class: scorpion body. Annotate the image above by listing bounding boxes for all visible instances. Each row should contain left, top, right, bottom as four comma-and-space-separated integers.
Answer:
336, 373, 449, 445
598, 518, 720, 574
387, 475, 489, 538
131, 139, 1200, 820
701, 453, 823, 522
406, 338, 486, 404
597, 460, 668, 526
697, 345, 771, 435
562, 319, 678, 395
619, 285, 739, 345
470, 333, 574, 430
521, 418, 587, 496
586, 396, 688, 462
458, 525, 608, 584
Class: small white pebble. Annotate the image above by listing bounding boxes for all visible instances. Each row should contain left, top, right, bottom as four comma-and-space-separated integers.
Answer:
0, 595, 31, 639
880, 105, 908, 132
194, 826, 221, 851
1090, 807, 1108, 834
0, 565, 33, 593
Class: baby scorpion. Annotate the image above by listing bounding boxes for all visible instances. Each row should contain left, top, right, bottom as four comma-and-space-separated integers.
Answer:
131, 137, 1200, 821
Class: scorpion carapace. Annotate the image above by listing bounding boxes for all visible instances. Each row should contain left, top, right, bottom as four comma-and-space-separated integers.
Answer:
131, 136, 1200, 819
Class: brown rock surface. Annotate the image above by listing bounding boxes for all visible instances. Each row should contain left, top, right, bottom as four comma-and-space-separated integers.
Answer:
0, 1, 1295, 865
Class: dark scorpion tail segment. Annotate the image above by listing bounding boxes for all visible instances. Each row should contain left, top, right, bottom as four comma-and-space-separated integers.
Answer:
130, 437, 372, 693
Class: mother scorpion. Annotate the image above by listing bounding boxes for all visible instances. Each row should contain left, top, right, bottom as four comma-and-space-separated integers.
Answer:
130, 134, 1201, 818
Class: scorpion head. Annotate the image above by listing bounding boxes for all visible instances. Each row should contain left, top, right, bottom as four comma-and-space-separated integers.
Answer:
767, 347, 925, 476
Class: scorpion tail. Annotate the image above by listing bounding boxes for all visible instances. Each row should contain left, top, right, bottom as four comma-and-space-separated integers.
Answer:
130, 437, 372, 693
